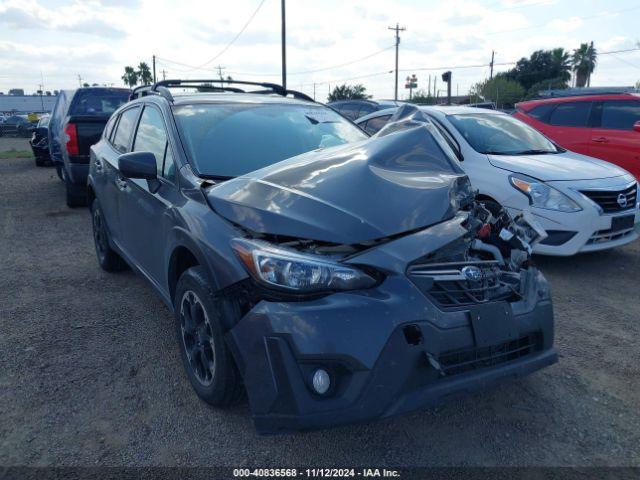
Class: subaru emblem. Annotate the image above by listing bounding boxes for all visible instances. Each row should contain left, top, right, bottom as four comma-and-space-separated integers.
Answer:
461, 266, 483, 281
617, 193, 628, 209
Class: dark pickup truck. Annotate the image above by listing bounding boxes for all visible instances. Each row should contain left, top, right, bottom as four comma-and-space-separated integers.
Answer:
49, 87, 130, 207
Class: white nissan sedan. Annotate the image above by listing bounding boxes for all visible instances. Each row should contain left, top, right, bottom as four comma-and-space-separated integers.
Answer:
356, 106, 640, 256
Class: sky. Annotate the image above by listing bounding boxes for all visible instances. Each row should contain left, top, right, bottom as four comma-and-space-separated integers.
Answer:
1, 0, 639, 101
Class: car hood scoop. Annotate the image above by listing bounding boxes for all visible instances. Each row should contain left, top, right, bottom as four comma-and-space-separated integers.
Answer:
206, 117, 468, 245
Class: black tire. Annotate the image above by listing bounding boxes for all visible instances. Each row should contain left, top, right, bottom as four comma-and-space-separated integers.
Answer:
91, 198, 126, 272
174, 266, 244, 407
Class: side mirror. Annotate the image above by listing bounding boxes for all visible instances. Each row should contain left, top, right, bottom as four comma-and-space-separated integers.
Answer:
118, 151, 157, 180
633, 121, 640, 133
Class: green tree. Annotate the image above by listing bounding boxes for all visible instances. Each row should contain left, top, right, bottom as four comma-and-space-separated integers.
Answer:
572, 42, 597, 88
525, 77, 569, 99
474, 77, 525, 109
137, 62, 153, 85
501, 49, 571, 90
121, 66, 138, 87
327, 84, 371, 102
410, 89, 435, 105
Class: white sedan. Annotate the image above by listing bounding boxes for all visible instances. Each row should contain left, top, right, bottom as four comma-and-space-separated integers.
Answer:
356, 105, 640, 256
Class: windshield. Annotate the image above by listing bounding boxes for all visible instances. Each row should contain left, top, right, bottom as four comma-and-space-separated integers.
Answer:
173, 103, 368, 177
447, 113, 559, 155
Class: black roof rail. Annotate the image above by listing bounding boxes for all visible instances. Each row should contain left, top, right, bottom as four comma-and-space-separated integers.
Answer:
129, 85, 152, 101
147, 79, 314, 103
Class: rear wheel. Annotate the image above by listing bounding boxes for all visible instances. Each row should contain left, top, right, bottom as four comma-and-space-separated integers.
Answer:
91, 198, 126, 272
174, 266, 244, 407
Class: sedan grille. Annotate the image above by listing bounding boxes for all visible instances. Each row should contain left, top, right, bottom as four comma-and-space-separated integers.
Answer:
407, 261, 522, 308
580, 184, 637, 213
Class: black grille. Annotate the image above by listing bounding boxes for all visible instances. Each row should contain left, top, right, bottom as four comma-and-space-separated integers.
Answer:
408, 261, 522, 308
580, 184, 637, 213
436, 333, 540, 377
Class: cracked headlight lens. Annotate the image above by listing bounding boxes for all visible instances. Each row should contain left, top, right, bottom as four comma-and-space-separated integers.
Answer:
510, 174, 581, 212
231, 239, 378, 293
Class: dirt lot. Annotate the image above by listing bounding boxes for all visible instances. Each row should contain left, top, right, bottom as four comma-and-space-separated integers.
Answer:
1, 140, 639, 468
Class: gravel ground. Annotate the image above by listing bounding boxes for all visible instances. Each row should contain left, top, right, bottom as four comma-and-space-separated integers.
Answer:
1, 146, 639, 468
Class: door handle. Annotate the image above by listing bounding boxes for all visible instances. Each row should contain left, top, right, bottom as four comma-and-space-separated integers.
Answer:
591, 137, 609, 143
115, 176, 128, 191
94, 158, 104, 173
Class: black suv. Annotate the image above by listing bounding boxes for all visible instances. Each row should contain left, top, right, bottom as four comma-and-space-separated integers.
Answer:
88, 80, 557, 433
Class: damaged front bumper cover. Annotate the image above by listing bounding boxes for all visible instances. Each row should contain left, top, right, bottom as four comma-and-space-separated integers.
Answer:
226, 271, 557, 434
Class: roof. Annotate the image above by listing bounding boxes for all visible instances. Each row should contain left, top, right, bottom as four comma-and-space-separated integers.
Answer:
0, 94, 58, 114
517, 92, 640, 110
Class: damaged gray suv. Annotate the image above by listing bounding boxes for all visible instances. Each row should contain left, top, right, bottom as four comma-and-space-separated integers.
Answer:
88, 80, 557, 434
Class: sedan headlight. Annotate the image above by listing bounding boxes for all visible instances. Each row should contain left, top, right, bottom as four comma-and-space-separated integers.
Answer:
510, 174, 581, 212
231, 239, 378, 293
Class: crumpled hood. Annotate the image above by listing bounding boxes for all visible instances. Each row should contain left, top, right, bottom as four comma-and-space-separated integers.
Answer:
487, 150, 630, 181
206, 121, 468, 245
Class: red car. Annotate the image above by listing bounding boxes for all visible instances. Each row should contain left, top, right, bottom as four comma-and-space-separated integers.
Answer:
514, 93, 640, 179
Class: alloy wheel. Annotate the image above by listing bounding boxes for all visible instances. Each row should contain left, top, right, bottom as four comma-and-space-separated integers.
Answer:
92, 207, 108, 260
180, 290, 216, 386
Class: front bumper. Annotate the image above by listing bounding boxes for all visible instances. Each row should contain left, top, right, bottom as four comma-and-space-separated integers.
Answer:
227, 275, 556, 434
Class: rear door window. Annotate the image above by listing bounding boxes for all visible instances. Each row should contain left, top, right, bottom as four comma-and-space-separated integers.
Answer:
549, 102, 591, 127
601, 100, 640, 130
112, 107, 140, 153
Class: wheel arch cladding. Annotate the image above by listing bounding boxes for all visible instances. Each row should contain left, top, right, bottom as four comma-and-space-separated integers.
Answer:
168, 245, 201, 303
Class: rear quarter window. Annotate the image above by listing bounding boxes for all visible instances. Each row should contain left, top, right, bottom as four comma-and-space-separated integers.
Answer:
525, 103, 555, 123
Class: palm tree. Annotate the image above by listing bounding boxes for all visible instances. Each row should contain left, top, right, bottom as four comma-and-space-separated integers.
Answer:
121, 66, 138, 87
551, 48, 571, 82
136, 62, 153, 86
572, 42, 597, 88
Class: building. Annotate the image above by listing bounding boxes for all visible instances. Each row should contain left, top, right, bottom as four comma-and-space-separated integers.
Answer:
0, 94, 58, 115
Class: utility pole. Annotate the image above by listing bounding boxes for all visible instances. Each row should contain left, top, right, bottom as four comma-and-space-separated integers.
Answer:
490, 50, 495, 79
388, 23, 406, 101
77, 74, 83, 87
281, 0, 287, 90
216, 65, 225, 82
161, 69, 167, 81
427, 75, 431, 98
313, 83, 316, 101
442, 71, 452, 105
152, 55, 156, 84
37, 83, 44, 111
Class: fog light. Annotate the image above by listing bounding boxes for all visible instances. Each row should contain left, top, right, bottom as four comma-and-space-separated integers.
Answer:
312, 369, 331, 395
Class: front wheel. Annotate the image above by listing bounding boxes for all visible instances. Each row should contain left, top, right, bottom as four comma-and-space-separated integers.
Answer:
174, 266, 244, 407
91, 198, 126, 272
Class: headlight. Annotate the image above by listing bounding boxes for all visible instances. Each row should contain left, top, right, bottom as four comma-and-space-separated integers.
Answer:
510, 174, 581, 212
231, 239, 378, 293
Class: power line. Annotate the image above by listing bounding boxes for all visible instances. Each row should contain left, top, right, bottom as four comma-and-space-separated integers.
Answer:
179, 0, 267, 72
159, 45, 394, 77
